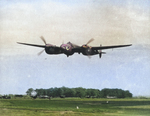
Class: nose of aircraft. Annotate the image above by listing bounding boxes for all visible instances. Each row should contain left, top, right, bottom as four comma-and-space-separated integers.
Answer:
60, 44, 72, 51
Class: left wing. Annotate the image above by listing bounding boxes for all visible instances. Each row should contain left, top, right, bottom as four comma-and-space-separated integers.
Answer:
92, 44, 132, 50
17, 42, 45, 48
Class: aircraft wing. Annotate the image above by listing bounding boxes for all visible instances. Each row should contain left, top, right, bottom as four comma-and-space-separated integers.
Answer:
17, 42, 45, 48
92, 44, 132, 50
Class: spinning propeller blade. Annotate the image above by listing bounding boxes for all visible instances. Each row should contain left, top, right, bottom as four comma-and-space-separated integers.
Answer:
86, 38, 94, 45
38, 36, 48, 55
38, 49, 45, 56
40, 36, 47, 45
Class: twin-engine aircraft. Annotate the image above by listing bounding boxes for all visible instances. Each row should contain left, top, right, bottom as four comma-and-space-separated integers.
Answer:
17, 36, 132, 58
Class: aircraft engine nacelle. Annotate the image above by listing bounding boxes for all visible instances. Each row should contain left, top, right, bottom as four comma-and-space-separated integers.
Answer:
81, 45, 93, 55
87, 48, 92, 53
45, 46, 62, 54
85, 48, 92, 55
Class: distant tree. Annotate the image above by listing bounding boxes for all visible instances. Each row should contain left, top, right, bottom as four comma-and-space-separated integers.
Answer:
57, 88, 64, 96
31, 87, 132, 98
64, 88, 76, 97
117, 89, 125, 98
86, 89, 91, 97
53, 87, 60, 97
124, 90, 132, 98
43, 89, 47, 95
75, 87, 86, 98
47, 88, 54, 97
100, 88, 132, 98
36, 88, 44, 96
26, 88, 34, 96
61, 86, 68, 95
100, 88, 109, 98
86, 89, 99, 98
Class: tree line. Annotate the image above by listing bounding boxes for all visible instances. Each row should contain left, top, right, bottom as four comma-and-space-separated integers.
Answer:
26, 87, 132, 98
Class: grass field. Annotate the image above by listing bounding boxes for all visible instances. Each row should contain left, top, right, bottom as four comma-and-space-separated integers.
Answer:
0, 98, 150, 116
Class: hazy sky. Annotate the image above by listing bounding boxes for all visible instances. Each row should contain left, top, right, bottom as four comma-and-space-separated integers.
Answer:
0, 0, 150, 96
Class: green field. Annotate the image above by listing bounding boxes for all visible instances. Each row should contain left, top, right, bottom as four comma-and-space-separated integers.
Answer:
0, 98, 150, 116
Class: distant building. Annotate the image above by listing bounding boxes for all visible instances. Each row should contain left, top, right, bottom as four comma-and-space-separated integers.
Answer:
38, 95, 49, 99
107, 96, 117, 99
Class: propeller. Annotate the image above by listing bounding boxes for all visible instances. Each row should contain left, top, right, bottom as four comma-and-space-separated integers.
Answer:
87, 55, 91, 59
82, 38, 94, 57
82, 38, 94, 48
86, 38, 94, 45
38, 49, 45, 56
37, 36, 47, 55
40, 36, 47, 45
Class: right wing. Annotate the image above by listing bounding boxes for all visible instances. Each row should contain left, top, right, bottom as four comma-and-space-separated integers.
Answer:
92, 44, 132, 50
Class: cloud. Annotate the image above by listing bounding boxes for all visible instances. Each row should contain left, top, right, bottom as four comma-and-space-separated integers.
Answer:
0, 1, 150, 48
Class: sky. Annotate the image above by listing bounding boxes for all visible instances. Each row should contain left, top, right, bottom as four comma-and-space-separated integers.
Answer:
0, 0, 150, 96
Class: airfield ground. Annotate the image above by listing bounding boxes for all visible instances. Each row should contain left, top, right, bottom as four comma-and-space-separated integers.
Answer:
0, 98, 150, 116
